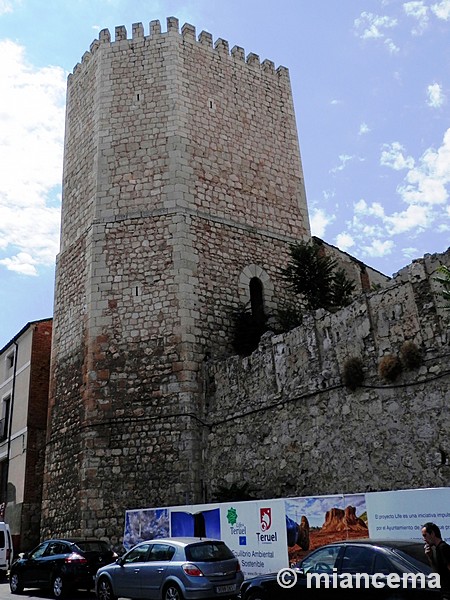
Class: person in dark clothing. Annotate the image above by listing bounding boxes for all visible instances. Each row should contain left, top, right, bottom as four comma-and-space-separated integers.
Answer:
422, 521, 450, 599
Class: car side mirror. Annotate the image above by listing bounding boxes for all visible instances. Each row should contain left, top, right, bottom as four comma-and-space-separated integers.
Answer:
116, 556, 124, 566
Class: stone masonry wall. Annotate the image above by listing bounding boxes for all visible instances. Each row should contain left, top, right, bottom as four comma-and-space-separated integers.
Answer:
43, 17, 312, 544
204, 249, 450, 501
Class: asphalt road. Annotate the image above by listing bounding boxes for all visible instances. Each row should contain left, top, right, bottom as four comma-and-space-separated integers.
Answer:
0, 581, 95, 600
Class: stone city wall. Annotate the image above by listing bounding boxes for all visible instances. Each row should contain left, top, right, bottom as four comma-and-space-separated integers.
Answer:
204, 249, 450, 501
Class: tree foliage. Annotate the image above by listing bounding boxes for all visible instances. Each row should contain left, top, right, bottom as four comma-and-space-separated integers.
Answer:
282, 241, 356, 311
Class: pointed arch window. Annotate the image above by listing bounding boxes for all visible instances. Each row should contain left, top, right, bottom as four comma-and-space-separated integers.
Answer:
250, 277, 265, 324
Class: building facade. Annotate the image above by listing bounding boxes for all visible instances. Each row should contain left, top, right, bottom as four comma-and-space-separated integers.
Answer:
0, 319, 52, 552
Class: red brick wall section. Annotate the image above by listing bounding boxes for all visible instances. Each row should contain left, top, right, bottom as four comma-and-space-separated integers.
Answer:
23, 321, 52, 504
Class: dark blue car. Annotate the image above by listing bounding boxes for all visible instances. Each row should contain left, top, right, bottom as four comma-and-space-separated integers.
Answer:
240, 539, 441, 599
10, 538, 117, 598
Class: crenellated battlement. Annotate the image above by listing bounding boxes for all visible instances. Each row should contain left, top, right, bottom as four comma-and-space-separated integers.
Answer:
71, 16, 289, 79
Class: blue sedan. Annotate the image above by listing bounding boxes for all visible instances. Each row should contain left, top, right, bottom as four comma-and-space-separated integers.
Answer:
95, 537, 243, 600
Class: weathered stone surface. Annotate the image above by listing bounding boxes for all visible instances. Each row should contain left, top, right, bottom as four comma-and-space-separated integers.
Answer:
204, 249, 450, 501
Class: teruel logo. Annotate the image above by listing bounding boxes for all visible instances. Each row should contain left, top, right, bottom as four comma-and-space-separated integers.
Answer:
256, 508, 278, 543
260, 508, 272, 531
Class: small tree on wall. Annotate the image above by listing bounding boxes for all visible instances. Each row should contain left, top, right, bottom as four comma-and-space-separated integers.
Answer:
231, 241, 357, 352
281, 240, 356, 312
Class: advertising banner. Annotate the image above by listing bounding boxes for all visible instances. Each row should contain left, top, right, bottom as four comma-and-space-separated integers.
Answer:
366, 487, 450, 540
125, 499, 289, 578
219, 499, 288, 577
124, 487, 450, 578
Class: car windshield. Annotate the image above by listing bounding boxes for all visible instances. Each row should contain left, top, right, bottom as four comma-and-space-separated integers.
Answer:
73, 541, 111, 553
185, 542, 234, 562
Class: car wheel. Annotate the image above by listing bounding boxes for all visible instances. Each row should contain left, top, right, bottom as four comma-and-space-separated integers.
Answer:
9, 572, 24, 594
245, 589, 268, 600
97, 577, 116, 600
163, 583, 184, 600
52, 575, 65, 599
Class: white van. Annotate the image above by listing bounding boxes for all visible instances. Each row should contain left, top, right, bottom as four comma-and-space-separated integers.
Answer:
0, 522, 12, 577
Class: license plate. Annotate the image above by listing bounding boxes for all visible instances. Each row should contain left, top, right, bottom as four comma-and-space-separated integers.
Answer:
216, 584, 236, 593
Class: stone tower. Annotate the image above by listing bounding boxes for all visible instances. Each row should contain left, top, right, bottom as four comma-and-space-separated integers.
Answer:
42, 17, 310, 543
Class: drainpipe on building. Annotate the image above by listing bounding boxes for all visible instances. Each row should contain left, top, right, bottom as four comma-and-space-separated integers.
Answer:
4, 340, 18, 515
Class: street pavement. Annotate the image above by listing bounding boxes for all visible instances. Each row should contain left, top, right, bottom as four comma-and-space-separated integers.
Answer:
0, 581, 95, 600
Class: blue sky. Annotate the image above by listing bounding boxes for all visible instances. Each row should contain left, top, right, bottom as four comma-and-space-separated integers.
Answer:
0, 0, 449, 346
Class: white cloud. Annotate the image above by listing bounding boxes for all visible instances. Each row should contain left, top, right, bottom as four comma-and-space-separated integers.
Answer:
380, 142, 415, 170
0, 39, 66, 276
431, 0, 450, 20
397, 128, 450, 205
354, 12, 399, 52
385, 204, 430, 233
361, 239, 395, 257
354, 12, 398, 39
335, 232, 355, 251
0, 0, 14, 15
384, 38, 400, 53
426, 82, 445, 108
0, 253, 38, 276
402, 246, 420, 259
345, 131, 450, 251
310, 208, 334, 238
330, 154, 354, 173
403, 1, 429, 34
355, 199, 386, 219
359, 122, 371, 136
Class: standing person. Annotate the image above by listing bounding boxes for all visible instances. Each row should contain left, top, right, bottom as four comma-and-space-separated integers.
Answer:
422, 522, 450, 599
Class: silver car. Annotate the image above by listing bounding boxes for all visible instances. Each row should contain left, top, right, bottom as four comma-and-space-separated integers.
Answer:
95, 537, 243, 600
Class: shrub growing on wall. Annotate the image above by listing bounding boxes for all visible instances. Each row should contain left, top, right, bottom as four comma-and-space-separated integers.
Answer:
400, 341, 423, 369
378, 354, 403, 382
343, 357, 365, 390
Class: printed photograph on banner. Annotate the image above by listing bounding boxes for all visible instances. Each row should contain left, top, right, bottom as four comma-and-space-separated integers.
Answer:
170, 507, 221, 538
123, 508, 170, 549
285, 493, 368, 565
